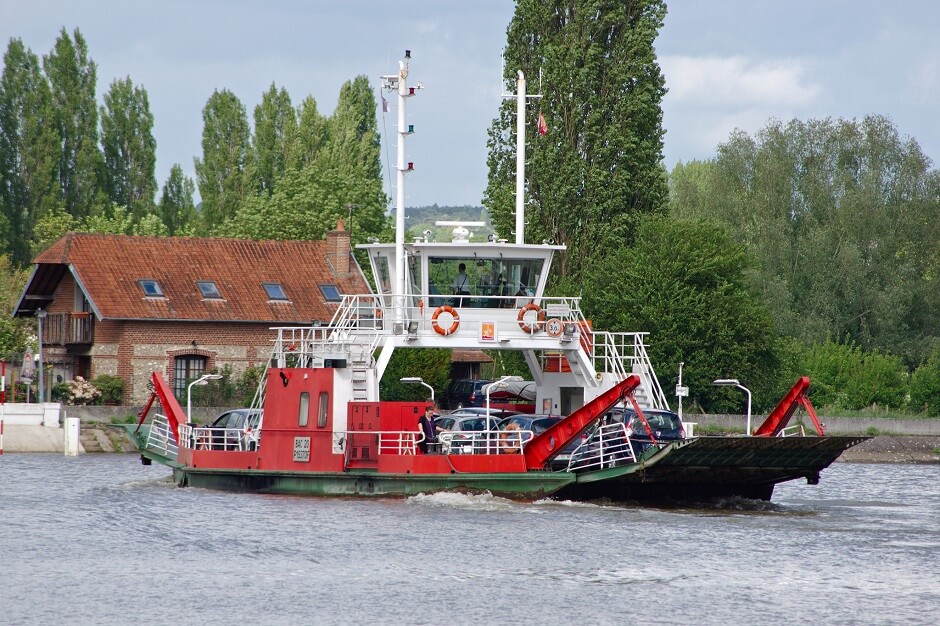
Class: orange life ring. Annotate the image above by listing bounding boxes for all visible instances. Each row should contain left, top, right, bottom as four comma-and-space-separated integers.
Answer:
431, 305, 460, 335
500, 425, 521, 454
517, 303, 546, 333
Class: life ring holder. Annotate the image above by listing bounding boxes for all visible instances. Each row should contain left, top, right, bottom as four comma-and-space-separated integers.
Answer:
431, 305, 460, 336
500, 425, 521, 454
517, 303, 546, 333
196, 428, 211, 451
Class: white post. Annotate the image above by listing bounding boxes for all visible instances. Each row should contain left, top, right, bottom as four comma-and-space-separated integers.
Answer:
1, 359, 5, 455
37, 309, 46, 403
64, 416, 80, 456
392, 51, 417, 330
515, 71, 526, 245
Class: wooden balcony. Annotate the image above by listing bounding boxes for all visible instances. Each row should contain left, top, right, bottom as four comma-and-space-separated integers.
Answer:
43, 312, 95, 345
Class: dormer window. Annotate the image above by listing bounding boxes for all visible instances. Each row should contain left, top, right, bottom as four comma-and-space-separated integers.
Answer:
319, 284, 342, 302
196, 281, 222, 299
263, 282, 289, 301
139, 279, 164, 297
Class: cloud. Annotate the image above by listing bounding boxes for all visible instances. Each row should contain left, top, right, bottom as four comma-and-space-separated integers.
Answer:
661, 55, 820, 108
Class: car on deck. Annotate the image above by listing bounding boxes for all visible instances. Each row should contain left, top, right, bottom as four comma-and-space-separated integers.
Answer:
203, 408, 262, 451
605, 407, 685, 456
443, 379, 493, 410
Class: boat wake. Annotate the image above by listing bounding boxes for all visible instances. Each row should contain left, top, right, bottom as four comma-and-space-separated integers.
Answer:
407, 491, 518, 511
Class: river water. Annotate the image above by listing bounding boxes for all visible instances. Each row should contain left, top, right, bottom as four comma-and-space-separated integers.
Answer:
1, 454, 937, 625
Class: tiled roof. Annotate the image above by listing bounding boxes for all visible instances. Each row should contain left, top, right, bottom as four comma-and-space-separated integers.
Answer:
451, 350, 494, 364
25, 233, 370, 322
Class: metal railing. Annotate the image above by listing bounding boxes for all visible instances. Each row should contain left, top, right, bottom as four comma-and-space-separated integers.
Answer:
567, 423, 638, 471
178, 424, 258, 451
438, 428, 534, 455
144, 415, 179, 460
778, 424, 806, 437
377, 430, 422, 454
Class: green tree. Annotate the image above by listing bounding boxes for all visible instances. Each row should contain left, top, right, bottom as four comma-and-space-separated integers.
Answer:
323, 75, 381, 180
801, 341, 908, 411
245, 83, 296, 196
43, 27, 105, 221
30, 207, 75, 259
379, 348, 451, 402
909, 351, 940, 416
0, 253, 32, 354
158, 163, 197, 235
290, 96, 330, 170
100, 76, 157, 221
0, 38, 61, 265
194, 89, 249, 231
671, 116, 940, 366
219, 161, 386, 242
485, 0, 669, 287
582, 215, 782, 412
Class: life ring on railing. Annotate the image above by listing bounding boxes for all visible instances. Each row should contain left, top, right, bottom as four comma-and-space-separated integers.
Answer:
500, 424, 521, 454
431, 305, 460, 335
517, 303, 546, 333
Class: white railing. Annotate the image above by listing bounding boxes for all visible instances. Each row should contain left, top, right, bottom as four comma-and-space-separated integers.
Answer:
144, 415, 179, 460
376, 431, 422, 454
178, 424, 258, 451
438, 428, 534, 455
778, 424, 806, 437
567, 423, 637, 471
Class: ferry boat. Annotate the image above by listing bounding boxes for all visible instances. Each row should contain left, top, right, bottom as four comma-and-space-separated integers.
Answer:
131, 52, 867, 502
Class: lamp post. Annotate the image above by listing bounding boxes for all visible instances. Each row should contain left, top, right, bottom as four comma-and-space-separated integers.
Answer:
187, 373, 223, 423
713, 378, 752, 436
399, 376, 434, 402
36, 309, 47, 403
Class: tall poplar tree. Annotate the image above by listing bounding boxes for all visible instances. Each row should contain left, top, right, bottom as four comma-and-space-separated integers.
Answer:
246, 83, 296, 196
484, 0, 669, 286
43, 27, 104, 221
158, 164, 197, 235
100, 76, 157, 221
194, 89, 249, 230
325, 75, 381, 180
290, 96, 330, 170
0, 38, 60, 265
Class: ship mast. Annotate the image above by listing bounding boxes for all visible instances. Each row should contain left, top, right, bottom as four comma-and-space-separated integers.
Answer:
381, 50, 420, 328
515, 71, 526, 245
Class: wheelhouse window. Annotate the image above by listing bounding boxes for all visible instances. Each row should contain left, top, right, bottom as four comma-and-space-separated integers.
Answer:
263, 282, 289, 301
173, 355, 207, 398
318, 284, 342, 302
196, 281, 222, 299
425, 256, 544, 309
139, 279, 164, 297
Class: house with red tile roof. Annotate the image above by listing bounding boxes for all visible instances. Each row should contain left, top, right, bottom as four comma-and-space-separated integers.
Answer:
14, 223, 369, 404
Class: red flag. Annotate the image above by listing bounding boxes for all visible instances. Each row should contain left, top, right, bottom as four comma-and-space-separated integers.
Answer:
537, 112, 548, 136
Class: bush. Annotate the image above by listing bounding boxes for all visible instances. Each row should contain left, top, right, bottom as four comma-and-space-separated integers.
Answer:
51, 382, 70, 402
92, 374, 126, 404
802, 341, 908, 410
909, 352, 940, 417
64, 376, 101, 405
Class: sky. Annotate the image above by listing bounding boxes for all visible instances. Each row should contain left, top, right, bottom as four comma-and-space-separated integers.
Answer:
3, 1, 940, 209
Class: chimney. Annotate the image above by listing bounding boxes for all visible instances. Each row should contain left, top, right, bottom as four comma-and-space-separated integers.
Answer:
326, 218, 351, 274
